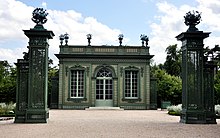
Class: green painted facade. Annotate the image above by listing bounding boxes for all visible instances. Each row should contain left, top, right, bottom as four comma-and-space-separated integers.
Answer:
55, 45, 154, 110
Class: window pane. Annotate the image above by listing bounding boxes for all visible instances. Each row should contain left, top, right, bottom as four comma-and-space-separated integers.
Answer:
125, 70, 138, 98
70, 70, 84, 98
96, 80, 104, 100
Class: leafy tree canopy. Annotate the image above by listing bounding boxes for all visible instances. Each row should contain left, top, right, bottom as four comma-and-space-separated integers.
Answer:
0, 61, 16, 103
163, 44, 181, 76
151, 67, 182, 105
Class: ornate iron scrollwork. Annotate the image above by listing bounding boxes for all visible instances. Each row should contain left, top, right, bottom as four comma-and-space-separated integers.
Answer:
184, 10, 201, 32
32, 8, 48, 25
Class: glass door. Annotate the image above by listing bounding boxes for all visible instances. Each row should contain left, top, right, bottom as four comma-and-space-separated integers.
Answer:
95, 68, 113, 107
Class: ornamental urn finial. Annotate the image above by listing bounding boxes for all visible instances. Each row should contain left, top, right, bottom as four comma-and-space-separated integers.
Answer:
59, 34, 64, 45
86, 34, 92, 46
64, 33, 69, 45
184, 10, 201, 32
59, 33, 69, 45
118, 34, 124, 46
140, 34, 149, 47
31, 8, 48, 29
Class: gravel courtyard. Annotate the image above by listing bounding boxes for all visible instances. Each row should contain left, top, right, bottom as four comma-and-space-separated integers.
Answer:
0, 110, 219, 138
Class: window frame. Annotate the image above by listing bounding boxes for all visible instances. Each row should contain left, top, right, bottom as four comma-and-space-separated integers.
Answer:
67, 65, 87, 102
70, 70, 84, 98
124, 70, 138, 99
95, 68, 113, 100
122, 66, 141, 102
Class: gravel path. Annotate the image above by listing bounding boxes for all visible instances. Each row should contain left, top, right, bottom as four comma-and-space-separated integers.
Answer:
0, 110, 219, 138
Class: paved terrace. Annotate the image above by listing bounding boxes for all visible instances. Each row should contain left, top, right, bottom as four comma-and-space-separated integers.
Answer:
0, 110, 219, 138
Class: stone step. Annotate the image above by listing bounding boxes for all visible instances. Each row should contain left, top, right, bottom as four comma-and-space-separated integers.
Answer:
85, 107, 124, 110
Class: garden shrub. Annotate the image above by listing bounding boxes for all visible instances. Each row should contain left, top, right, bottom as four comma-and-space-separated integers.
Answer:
167, 104, 220, 117
215, 105, 220, 116
167, 104, 182, 116
0, 102, 15, 116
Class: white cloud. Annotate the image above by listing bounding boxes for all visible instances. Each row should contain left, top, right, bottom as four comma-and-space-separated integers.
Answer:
0, 0, 33, 41
149, 1, 189, 64
46, 11, 121, 46
0, 0, 121, 65
1, 0, 220, 65
45, 9, 121, 65
196, 0, 220, 50
41, 2, 47, 9
149, 0, 220, 64
0, 47, 28, 63
196, 0, 220, 32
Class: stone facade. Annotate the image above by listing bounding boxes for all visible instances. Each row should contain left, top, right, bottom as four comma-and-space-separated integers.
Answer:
55, 45, 154, 109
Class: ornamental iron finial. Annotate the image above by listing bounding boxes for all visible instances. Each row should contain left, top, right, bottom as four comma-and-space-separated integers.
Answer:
59, 34, 65, 45
140, 34, 149, 47
32, 8, 48, 26
118, 34, 124, 46
86, 34, 92, 46
59, 33, 69, 45
184, 10, 201, 32
64, 33, 69, 45
204, 45, 220, 62
23, 52, 29, 61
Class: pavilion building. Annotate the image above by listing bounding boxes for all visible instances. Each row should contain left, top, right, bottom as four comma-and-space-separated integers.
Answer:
54, 40, 155, 109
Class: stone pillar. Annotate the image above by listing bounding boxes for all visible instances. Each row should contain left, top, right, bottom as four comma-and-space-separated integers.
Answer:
24, 26, 54, 123
14, 59, 29, 123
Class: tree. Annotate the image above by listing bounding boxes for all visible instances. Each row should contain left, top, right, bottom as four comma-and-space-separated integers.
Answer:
151, 67, 182, 105
48, 65, 58, 93
48, 59, 58, 90
214, 70, 220, 104
47, 59, 58, 107
204, 45, 220, 104
0, 58, 59, 104
164, 44, 181, 76
0, 61, 16, 103
151, 45, 182, 105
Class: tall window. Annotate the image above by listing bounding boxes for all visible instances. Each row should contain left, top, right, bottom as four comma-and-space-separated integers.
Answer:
70, 70, 84, 98
125, 71, 138, 98
96, 68, 113, 100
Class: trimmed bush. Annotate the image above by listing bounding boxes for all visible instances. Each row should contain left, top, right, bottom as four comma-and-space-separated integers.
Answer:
215, 105, 220, 116
167, 104, 220, 118
167, 104, 182, 116
0, 102, 15, 116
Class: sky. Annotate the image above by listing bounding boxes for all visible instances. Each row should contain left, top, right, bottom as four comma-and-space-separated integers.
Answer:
0, 0, 220, 66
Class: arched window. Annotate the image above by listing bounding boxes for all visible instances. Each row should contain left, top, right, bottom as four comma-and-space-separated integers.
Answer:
96, 68, 112, 78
